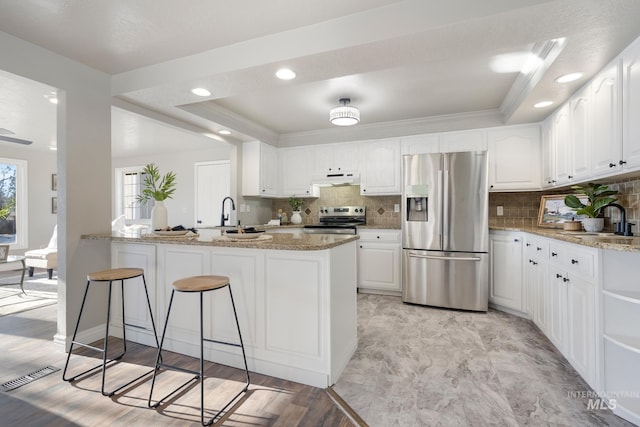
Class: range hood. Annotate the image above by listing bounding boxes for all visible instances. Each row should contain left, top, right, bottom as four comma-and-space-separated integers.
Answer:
311, 171, 360, 186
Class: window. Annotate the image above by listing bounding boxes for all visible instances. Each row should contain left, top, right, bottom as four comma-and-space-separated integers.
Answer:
115, 167, 151, 224
0, 157, 27, 249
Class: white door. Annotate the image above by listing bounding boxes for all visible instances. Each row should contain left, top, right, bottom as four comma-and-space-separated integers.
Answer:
195, 161, 231, 228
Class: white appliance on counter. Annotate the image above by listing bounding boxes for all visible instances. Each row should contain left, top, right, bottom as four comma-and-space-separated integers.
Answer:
402, 151, 489, 311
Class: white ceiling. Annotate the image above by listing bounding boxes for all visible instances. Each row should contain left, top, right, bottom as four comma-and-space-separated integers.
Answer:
2, 0, 640, 154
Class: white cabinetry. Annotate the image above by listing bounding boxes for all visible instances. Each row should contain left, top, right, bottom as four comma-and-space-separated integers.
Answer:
242, 141, 278, 197
487, 124, 541, 191
591, 61, 622, 178
552, 104, 572, 186
523, 235, 549, 332
279, 146, 319, 197
622, 39, 640, 171
569, 88, 592, 182
601, 250, 640, 425
440, 130, 487, 153
357, 229, 401, 295
359, 139, 401, 195
488, 231, 523, 312
401, 134, 440, 154
541, 117, 556, 187
313, 142, 359, 174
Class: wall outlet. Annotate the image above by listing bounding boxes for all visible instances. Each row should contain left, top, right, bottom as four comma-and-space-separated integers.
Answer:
394, 204, 400, 213
497, 206, 504, 216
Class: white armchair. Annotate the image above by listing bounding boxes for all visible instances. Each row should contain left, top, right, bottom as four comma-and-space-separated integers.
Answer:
25, 225, 57, 280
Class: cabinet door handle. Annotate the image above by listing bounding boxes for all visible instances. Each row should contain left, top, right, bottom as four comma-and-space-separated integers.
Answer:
609, 163, 616, 168
568, 175, 573, 179
376, 236, 380, 239
620, 160, 627, 165
551, 252, 557, 257
514, 239, 519, 242
536, 247, 542, 251
526, 243, 531, 247
359, 245, 363, 248
571, 259, 578, 264
563, 277, 570, 282
556, 273, 563, 278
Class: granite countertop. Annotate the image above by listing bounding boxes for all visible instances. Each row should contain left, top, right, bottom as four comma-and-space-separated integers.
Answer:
82, 231, 359, 251
490, 225, 640, 253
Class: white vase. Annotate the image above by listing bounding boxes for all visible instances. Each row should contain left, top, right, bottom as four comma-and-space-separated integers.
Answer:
291, 210, 302, 225
582, 217, 604, 232
151, 200, 168, 232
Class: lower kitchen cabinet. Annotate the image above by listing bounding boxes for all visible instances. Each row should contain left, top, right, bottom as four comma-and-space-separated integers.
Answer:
357, 229, 401, 295
488, 231, 523, 312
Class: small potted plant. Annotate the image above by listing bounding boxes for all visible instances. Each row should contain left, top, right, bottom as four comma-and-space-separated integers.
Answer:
136, 163, 177, 231
564, 183, 618, 232
288, 197, 304, 225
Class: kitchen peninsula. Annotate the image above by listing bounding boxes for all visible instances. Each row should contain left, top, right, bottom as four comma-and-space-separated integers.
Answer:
81, 231, 358, 388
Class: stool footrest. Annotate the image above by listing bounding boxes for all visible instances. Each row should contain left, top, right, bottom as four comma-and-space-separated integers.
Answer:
149, 375, 199, 409
203, 337, 242, 348
157, 362, 201, 377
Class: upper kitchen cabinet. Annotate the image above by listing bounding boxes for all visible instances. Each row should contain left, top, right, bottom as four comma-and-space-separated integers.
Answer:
242, 141, 278, 197
401, 130, 486, 155
312, 142, 359, 175
279, 147, 319, 198
541, 117, 556, 187
591, 60, 623, 178
359, 139, 401, 195
487, 124, 541, 191
622, 38, 640, 171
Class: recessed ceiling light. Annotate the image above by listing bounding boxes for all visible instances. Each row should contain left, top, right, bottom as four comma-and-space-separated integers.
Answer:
534, 101, 554, 108
191, 87, 211, 97
219, 130, 231, 135
555, 72, 584, 83
276, 68, 296, 80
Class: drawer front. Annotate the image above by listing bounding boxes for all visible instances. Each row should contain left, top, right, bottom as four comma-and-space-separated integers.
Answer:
358, 229, 400, 243
563, 247, 596, 279
524, 236, 549, 260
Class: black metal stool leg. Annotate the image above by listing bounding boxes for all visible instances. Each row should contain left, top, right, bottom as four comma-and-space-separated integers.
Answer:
228, 285, 251, 389
62, 279, 92, 381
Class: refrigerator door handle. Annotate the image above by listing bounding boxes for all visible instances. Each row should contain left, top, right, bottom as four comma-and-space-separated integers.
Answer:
407, 252, 481, 262
437, 169, 444, 248
442, 167, 449, 249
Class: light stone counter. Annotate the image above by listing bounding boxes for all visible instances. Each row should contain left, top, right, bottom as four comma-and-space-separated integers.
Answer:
82, 230, 358, 251
490, 225, 640, 252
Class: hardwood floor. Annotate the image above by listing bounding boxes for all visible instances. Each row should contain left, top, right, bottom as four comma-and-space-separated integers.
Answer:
0, 302, 356, 426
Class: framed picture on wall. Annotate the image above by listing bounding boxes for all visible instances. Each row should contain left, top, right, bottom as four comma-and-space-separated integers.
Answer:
0, 244, 8, 261
537, 195, 588, 227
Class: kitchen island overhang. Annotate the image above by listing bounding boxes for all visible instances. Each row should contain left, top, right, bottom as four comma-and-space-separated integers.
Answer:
81, 232, 359, 388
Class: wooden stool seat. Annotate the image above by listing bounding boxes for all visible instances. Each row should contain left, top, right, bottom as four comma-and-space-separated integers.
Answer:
88, 268, 144, 282
173, 275, 229, 292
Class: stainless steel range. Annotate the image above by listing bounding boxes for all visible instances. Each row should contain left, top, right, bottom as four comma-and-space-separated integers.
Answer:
303, 206, 366, 235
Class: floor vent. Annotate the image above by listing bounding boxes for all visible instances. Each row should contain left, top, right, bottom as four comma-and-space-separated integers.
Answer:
1, 366, 60, 392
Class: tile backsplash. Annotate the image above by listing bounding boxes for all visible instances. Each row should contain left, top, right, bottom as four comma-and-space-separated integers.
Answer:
271, 185, 401, 228
489, 176, 640, 233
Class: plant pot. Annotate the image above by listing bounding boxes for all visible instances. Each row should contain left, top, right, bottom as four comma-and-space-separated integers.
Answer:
582, 218, 604, 232
290, 210, 302, 225
151, 200, 168, 231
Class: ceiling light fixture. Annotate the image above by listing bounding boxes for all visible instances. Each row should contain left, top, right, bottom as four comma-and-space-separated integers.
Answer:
276, 68, 296, 80
329, 98, 360, 126
555, 72, 584, 83
219, 130, 231, 135
191, 87, 211, 97
534, 101, 554, 108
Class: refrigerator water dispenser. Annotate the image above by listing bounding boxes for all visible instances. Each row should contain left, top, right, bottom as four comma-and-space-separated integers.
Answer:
406, 197, 428, 222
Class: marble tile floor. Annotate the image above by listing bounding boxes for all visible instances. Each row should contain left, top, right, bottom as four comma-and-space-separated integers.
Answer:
333, 294, 634, 427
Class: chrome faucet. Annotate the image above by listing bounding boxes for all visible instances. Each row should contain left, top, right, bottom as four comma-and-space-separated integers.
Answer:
606, 203, 633, 236
220, 196, 236, 227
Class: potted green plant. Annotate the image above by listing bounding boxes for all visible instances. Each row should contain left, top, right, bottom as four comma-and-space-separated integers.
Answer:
564, 183, 618, 232
136, 163, 177, 231
288, 197, 304, 225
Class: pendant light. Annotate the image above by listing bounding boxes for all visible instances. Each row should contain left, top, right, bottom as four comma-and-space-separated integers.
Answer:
329, 98, 360, 126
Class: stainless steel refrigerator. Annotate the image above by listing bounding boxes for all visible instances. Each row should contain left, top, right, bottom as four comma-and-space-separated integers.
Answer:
402, 151, 489, 311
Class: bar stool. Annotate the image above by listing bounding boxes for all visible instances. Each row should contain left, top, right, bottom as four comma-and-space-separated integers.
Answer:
148, 275, 250, 426
62, 267, 160, 396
